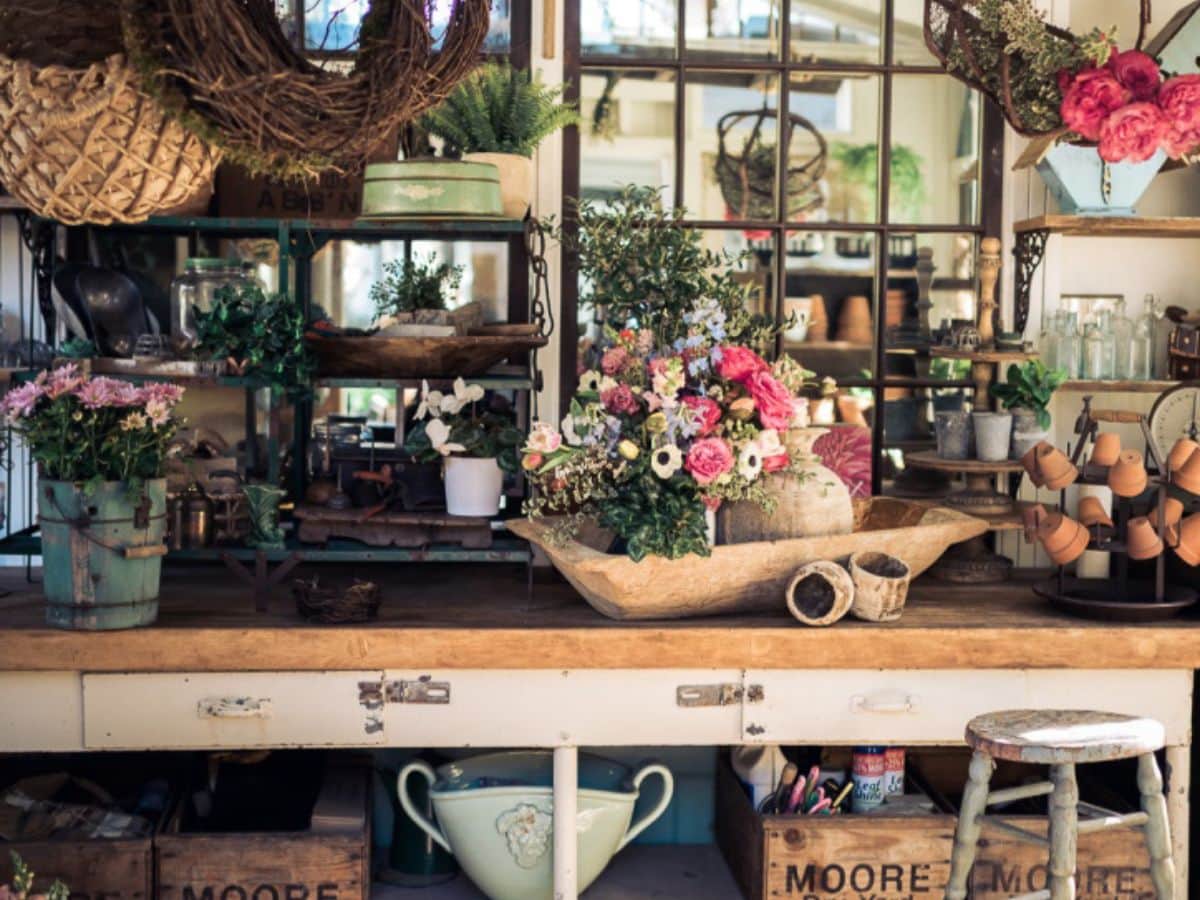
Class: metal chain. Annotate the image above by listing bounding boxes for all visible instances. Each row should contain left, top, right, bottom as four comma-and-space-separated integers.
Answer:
525, 217, 555, 341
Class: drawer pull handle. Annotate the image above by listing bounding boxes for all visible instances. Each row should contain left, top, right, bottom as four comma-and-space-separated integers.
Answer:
850, 693, 918, 714
197, 696, 273, 719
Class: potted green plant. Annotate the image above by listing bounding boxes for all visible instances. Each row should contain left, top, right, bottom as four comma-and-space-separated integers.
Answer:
421, 61, 581, 218
369, 254, 478, 335
404, 378, 522, 516
1, 365, 184, 629
829, 142, 924, 223
990, 359, 1067, 458
193, 283, 315, 398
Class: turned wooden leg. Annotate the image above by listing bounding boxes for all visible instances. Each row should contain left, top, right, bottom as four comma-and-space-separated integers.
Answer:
945, 750, 994, 900
1139, 753, 1176, 900
1048, 763, 1079, 900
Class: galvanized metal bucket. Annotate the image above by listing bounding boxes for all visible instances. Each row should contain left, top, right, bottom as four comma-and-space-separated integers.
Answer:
38, 478, 168, 630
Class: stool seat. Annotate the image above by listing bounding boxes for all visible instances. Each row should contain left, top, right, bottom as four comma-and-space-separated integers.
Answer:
966, 709, 1166, 764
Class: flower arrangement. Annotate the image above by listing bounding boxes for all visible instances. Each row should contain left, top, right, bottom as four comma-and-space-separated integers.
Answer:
1, 852, 68, 900
521, 316, 821, 561
0, 365, 183, 489
404, 378, 523, 472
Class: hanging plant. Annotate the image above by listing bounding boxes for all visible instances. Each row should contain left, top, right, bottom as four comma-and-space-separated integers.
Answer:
120, 0, 490, 179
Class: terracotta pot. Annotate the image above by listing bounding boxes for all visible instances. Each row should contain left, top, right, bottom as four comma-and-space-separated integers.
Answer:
807, 294, 828, 342
836, 295, 872, 345
1090, 432, 1121, 468
1021, 441, 1053, 488
1037, 511, 1089, 565
1168, 438, 1200, 474
1173, 447, 1200, 495
885, 289, 907, 329
848, 551, 911, 623
1033, 444, 1078, 491
837, 395, 868, 427
1152, 497, 1184, 547
1077, 496, 1113, 529
1175, 513, 1200, 566
785, 560, 855, 627
1021, 502, 1047, 544
1127, 516, 1164, 561
463, 151, 532, 219
1107, 450, 1148, 498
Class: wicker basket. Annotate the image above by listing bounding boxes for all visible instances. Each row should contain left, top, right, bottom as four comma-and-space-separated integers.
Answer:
0, 53, 220, 224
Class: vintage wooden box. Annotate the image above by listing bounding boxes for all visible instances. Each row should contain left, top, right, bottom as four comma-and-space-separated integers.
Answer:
155, 761, 371, 900
715, 754, 1152, 900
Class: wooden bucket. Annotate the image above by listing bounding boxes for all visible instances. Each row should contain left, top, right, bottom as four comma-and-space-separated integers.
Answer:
38, 478, 167, 630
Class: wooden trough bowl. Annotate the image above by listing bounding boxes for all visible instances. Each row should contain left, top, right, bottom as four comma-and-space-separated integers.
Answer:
308, 329, 548, 378
509, 498, 987, 620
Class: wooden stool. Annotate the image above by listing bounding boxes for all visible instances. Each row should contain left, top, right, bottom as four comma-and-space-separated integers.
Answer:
945, 709, 1173, 900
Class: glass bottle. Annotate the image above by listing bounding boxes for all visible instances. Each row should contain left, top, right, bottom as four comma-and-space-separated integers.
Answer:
1039, 310, 1059, 371
1097, 310, 1116, 379
169, 258, 260, 354
1151, 294, 1172, 379
1131, 298, 1155, 380
1058, 310, 1081, 378
1082, 320, 1105, 380
1111, 299, 1134, 379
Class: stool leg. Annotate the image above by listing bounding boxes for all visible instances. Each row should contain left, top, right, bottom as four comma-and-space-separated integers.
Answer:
1048, 763, 1078, 900
1139, 752, 1176, 900
945, 750, 994, 900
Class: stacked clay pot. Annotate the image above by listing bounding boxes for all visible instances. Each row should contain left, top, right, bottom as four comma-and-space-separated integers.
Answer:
1036, 511, 1089, 566
1108, 450, 1148, 498
1020, 442, 1078, 491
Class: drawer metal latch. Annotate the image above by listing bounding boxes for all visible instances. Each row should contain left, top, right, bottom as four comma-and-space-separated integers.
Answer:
359, 678, 451, 707
676, 683, 744, 707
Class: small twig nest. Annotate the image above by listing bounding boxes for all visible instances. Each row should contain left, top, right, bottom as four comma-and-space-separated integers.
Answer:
294, 577, 381, 624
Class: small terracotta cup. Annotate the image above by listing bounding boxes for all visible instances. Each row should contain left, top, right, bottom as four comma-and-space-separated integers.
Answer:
1036, 512, 1089, 565
1152, 497, 1184, 547
1173, 448, 1200, 495
1020, 441, 1052, 488
1107, 450, 1148, 498
1077, 496, 1113, 529
1033, 444, 1078, 492
1175, 513, 1200, 566
1127, 516, 1164, 561
1167, 438, 1200, 474
1089, 432, 1121, 468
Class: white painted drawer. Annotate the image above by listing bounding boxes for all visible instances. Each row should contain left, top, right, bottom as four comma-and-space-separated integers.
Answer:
743, 669, 1192, 746
382, 669, 746, 747
83, 671, 385, 749
0, 672, 83, 751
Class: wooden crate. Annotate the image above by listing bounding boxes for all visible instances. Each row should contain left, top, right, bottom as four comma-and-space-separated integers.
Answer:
715, 756, 1153, 900
0, 839, 153, 900
155, 763, 371, 900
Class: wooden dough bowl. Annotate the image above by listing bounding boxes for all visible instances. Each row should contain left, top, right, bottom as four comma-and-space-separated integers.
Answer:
308, 331, 548, 378
509, 498, 988, 620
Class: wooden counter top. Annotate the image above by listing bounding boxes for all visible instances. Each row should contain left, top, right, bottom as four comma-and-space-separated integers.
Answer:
0, 564, 1198, 671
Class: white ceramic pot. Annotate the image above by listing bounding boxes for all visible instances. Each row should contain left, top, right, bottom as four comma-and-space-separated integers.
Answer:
444, 456, 503, 516
464, 152, 532, 219
398, 751, 673, 900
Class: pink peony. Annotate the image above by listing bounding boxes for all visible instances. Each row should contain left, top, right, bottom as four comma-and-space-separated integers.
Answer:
1158, 75, 1200, 158
1098, 102, 1167, 162
1109, 50, 1161, 102
681, 395, 722, 436
600, 383, 639, 416
716, 345, 768, 384
685, 437, 734, 486
762, 452, 789, 473
600, 345, 629, 376
1061, 68, 1131, 141
746, 370, 795, 431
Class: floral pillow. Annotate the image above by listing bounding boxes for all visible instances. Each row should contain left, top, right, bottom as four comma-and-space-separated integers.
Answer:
812, 425, 872, 499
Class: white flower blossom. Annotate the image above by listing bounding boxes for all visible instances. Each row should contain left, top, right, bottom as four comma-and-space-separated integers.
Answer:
738, 442, 763, 481
426, 418, 465, 457
650, 443, 683, 479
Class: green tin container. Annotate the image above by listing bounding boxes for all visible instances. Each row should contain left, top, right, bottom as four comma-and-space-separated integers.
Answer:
38, 479, 167, 630
360, 160, 502, 219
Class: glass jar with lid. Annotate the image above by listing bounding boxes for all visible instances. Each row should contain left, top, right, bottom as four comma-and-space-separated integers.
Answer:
169, 258, 260, 354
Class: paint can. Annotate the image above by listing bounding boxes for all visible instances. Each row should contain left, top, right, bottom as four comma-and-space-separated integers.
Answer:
851, 746, 886, 812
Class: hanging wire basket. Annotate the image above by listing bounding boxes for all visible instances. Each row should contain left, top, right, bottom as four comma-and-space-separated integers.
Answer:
713, 108, 827, 221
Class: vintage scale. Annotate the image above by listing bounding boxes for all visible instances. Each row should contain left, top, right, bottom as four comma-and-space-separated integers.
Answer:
1032, 396, 1199, 621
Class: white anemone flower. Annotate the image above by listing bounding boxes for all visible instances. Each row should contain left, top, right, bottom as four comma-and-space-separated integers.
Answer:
650, 443, 683, 479
426, 418, 465, 456
441, 377, 486, 415
579, 370, 602, 392
415, 380, 445, 420
738, 442, 763, 481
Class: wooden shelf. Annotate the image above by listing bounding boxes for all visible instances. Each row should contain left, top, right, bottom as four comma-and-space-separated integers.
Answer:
930, 349, 1038, 363
905, 450, 1025, 474
1014, 215, 1200, 238
1060, 379, 1180, 393
786, 339, 872, 351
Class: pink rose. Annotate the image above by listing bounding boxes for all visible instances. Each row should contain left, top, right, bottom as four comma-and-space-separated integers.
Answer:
600, 345, 629, 376
746, 370, 795, 431
1158, 75, 1200, 158
716, 345, 768, 383
762, 452, 789, 473
685, 437, 734, 486
1062, 68, 1131, 141
1109, 50, 1161, 102
681, 395, 722, 436
600, 383, 639, 415
1098, 102, 1167, 163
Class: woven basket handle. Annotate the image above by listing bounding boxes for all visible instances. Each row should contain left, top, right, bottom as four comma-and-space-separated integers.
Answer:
1136, 0, 1152, 49
12, 54, 124, 129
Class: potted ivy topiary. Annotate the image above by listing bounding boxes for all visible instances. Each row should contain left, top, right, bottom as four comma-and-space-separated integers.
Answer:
421, 61, 580, 218
369, 254, 480, 336
990, 359, 1067, 459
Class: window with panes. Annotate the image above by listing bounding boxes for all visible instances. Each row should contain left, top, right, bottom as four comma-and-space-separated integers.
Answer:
561, 0, 1003, 492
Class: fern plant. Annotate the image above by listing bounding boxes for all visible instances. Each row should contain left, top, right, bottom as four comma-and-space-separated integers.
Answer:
421, 61, 580, 157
